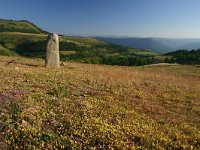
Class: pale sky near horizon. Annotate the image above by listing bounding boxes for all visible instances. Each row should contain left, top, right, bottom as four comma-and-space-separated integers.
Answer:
1, 0, 200, 38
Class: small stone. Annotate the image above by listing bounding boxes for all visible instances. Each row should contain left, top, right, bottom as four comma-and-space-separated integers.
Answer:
60, 62, 66, 66
45, 33, 60, 68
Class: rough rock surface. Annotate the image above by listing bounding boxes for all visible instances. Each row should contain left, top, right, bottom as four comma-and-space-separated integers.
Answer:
45, 33, 60, 68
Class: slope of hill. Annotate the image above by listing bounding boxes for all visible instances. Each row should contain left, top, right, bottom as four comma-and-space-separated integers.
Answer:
0, 56, 199, 149
0, 19, 164, 66
0, 19, 47, 34
0, 44, 15, 56
0, 32, 163, 66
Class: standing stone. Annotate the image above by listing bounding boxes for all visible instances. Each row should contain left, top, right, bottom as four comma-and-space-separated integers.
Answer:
45, 33, 60, 68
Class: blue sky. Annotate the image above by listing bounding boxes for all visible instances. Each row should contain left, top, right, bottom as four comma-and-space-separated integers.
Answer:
1, 0, 200, 38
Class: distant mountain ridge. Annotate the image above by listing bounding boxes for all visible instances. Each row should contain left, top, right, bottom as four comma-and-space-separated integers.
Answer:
0, 19, 48, 34
95, 37, 200, 54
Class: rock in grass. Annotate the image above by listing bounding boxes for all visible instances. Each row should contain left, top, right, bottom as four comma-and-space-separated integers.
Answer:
60, 62, 66, 66
45, 33, 60, 68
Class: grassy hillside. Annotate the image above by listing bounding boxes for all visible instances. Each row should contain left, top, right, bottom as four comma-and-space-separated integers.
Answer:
0, 19, 166, 66
0, 31, 164, 66
0, 56, 199, 149
0, 45, 15, 56
0, 32, 102, 50
0, 19, 47, 34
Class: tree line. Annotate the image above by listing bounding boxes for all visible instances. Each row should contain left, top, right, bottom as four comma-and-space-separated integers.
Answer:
165, 49, 200, 65
12, 40, 160, 66
3, 38, 200, 66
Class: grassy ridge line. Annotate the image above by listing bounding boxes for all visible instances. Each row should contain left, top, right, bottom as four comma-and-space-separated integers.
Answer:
0, 19, 47, 34
0, 19, 104, 46
61, 35, 104, 46
0, 56, 199, 149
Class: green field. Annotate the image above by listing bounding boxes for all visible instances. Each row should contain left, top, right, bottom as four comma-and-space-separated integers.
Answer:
132, 50, 159, 56
0, 56, 199, 149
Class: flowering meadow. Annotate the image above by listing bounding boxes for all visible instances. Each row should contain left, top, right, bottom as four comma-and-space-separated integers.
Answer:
0, 56, 200, 149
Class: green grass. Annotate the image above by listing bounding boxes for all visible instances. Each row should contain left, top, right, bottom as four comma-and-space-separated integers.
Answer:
132, 50, 159, 56
0, 56, 199, 149
61, 36, 104, 46
0, 32, 103, 50
0, 32, 47, 50
0, 19, 47, 34
60, 51, 77, 56
0, 45, 15, 56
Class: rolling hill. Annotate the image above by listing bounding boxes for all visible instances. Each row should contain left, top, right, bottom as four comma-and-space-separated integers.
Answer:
0, 19, 47, 34
95, 37, 200, 54
0, 19, 163, 66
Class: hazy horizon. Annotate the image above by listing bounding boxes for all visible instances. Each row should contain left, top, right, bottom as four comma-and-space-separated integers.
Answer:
1, 0, 200, 38
69, 34, 200, 39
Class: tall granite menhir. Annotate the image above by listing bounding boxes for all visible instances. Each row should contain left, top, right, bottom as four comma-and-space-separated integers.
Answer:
45, 33, 60, 68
